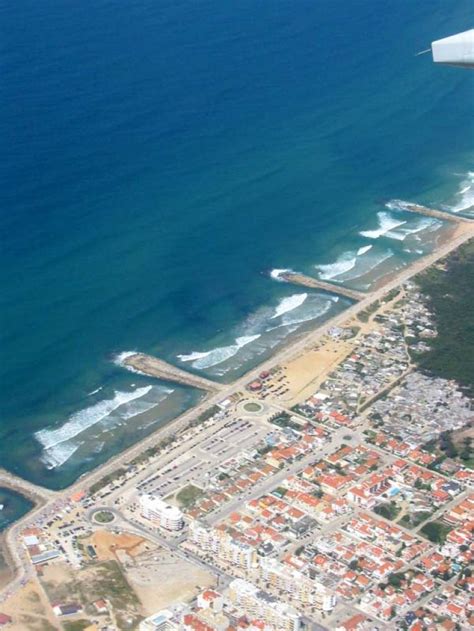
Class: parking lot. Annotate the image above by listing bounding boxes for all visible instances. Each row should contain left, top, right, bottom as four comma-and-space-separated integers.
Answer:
131, 414, 270, 503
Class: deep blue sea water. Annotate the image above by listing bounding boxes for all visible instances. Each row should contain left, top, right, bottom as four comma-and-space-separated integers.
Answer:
0, 0, 473, 489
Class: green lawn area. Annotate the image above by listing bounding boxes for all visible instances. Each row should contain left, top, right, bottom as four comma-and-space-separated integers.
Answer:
175, 484, 204, 508
63, 621, 91, 631
93, 510, 114, 523
243, 401, 263, 413
420, 520, 452, 544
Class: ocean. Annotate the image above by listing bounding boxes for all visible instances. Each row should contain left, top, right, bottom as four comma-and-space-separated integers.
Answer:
0, 0, 472, 490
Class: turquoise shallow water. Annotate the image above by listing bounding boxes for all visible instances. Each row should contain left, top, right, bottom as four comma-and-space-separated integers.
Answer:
0, 0, 472, 489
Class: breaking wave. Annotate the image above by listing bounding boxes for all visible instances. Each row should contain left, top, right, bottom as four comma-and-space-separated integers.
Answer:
350, 249, 394, 279
315, 243, 377, 282
87, 386, 103, 397
36, 385, 172, 469
270, 268, 293, 281
178, 334, 261, 369
316, 252, 357, 280
360, 211, 407, 239
271, 293, 307, 319
316, 247, 395, 285
177, 290, 345, 375
448, 172, 474, 213
113, 351, 148, 376
274, 296, 338, 329
43, 443, 81, 470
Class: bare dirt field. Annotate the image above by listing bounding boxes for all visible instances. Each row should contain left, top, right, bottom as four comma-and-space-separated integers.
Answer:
0, 579, 58, 631
122, 545, 216, 614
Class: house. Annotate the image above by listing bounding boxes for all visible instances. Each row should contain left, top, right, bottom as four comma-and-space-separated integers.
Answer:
335, 613, 368, 630
93, 599, 108, 614
52, 603, 83, 617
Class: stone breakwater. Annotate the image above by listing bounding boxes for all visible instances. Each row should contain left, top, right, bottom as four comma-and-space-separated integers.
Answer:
121, 352, 224, 392
400, 202, 471, 223
278, 271, 366, 302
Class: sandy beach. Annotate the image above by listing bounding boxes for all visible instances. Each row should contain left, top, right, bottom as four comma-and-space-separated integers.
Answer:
62, 217, 474, 499
0, 216, 473, 595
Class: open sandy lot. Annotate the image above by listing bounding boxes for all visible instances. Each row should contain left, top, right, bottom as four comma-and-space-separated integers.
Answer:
122, 545, 216, 614
0, 579, 58, 631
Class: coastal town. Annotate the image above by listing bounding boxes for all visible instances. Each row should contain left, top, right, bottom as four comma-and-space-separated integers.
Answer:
2, 0, 474, 628
0, 223, 473, 631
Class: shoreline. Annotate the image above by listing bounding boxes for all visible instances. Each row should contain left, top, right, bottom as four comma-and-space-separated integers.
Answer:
0, 482, 47, 592
0, 217, 473, 589
63, 219, 474, 497
369, 219, 459, 292
6, 220, 474, 497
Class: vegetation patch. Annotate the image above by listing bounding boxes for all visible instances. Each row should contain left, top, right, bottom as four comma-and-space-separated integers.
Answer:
269, 411, 302, 431
416, 239, 474, 395
373, 502, 400, 521
89, 468, 127, 495
91, 561, 142, 628
420, 520, 452, 544
243, 401, 263, 413
399, 511, 432, 529
175, 484, 204, 509
63, 621, 92, 631
357, 299, 380, 323
93, 510, 115, 524
423, 428, 473, 469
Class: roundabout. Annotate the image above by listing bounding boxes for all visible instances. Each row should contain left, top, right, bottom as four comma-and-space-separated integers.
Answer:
239, 400, 266, 416
91, 509, 116, 524
243, 401, 264, 413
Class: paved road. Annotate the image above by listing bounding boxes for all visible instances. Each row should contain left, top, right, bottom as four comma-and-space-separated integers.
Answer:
0, 221, 473, 618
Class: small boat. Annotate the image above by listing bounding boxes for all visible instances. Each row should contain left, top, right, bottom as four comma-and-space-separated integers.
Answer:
0, 504, 4, 511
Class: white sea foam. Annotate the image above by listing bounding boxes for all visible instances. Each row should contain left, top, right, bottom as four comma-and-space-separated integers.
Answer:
113, 351, 138, 365
449, 172, 474, 212
37, 384, 173, 469
42, 442, 81, 470
341, 249, 395, 282
315, 251, 357, 280
271, 293, 308, 319
113, 350, 149, 376
36, 386, 153, 452
394, 217, 441, 240
177, 350, 213, 362
87, 386, 103, 397
316, 245, 376, 281
119, 387, 173, 420
276, 296, 337, 328
360, 211, 406, 239
270, 268, 293, 281
178, 334, 261, 370
385, 199, 412, 213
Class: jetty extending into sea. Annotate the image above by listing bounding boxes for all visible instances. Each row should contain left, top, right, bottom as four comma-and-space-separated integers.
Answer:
278, 271, 366, 302
400, 202, 471, 223
122, 352, 223, 392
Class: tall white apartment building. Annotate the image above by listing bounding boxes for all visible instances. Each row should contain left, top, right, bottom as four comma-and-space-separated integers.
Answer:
139, 494, 184, 531
228, 578, 302, 631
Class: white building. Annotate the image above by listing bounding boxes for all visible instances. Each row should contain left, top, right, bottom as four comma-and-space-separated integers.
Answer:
139, 609, 179, 631
228, 578, 302, 631
140, 494, 184, 531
